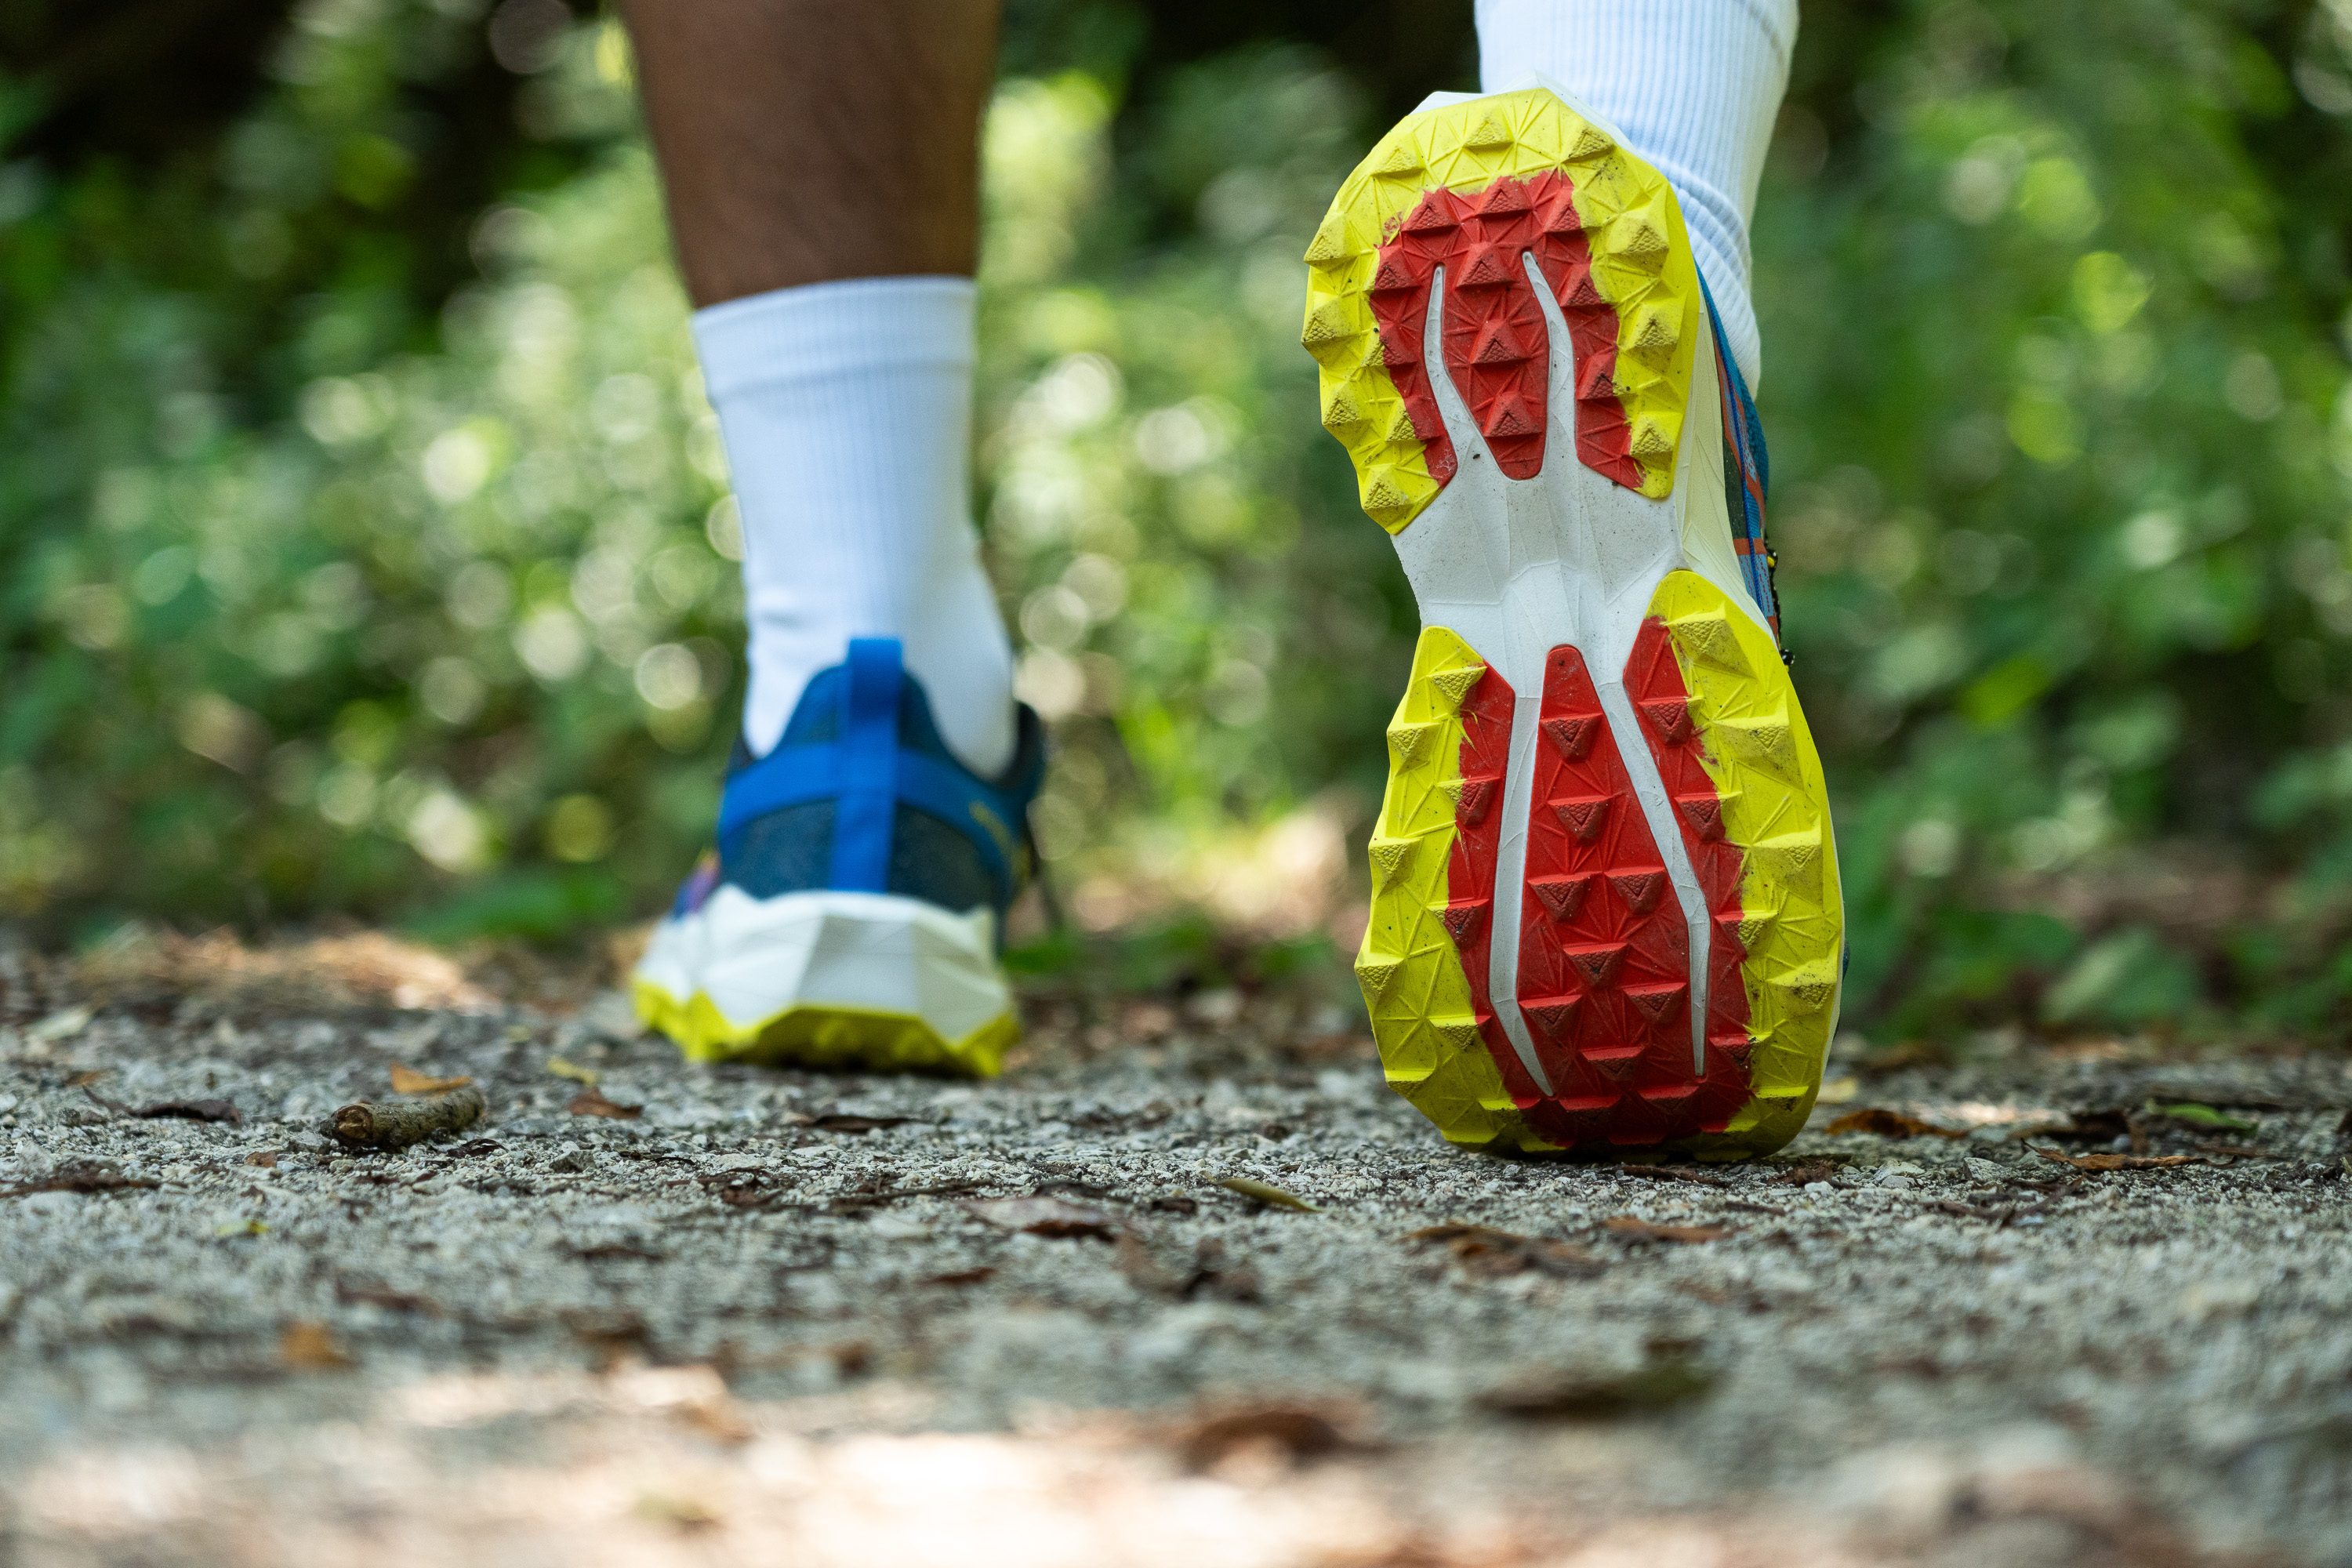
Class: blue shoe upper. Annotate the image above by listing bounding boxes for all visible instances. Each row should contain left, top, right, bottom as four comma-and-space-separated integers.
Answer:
673, 639, 1045, 933
1698, 271, 1780, 643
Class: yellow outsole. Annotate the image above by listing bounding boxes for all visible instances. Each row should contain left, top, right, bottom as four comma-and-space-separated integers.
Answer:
1303, 86, 1703, 531
633, 980, 1017, 1078
1356, 627, 1559, 1154
1650, 571, 1843, 1157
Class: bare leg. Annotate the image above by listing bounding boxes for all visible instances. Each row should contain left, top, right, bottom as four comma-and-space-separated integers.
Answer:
622, 0, 1002, 307
621, 0, 1025, 1072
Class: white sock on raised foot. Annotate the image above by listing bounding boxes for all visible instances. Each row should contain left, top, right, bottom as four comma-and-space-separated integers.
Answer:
692, 274, 1016, 775
1474, 0, 1798, 390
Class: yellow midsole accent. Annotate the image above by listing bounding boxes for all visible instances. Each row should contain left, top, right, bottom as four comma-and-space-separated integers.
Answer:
634, 980, 1015, 1079
1650, 572, 1843, 1154
1357, 628, 1552, 1152
1304, 87, 1704, 532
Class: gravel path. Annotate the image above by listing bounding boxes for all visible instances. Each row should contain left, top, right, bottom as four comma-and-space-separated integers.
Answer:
2, 935, 2348, 1566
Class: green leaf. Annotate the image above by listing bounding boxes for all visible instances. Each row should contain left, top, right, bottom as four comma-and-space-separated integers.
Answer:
2144, 1102, 2256, 1133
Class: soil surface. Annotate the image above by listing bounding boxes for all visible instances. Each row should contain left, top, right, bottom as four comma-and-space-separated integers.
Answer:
2, 935, 2348, 1567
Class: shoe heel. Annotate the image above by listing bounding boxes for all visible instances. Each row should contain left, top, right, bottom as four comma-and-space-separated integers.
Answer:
1356, 626, 1559, 1153
1302, 87, 1705, 534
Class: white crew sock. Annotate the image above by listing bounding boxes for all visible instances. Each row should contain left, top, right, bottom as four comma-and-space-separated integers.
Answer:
1475, 0, 1797, 389
692, 275, 1015, 775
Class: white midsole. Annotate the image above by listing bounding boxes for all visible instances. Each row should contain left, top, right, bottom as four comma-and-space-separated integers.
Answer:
635, 886, 1009, 1042
1384, 89, 1773, 1092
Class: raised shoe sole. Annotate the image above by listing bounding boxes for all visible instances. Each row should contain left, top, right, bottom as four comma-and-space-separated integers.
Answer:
1307, 85, 1843, 1157
633, 887, 1017, 1076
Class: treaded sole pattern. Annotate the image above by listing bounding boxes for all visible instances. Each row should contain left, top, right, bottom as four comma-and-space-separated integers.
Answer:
1356, 585, 1841, 1157
1303, 88, 1702, 529
1322, 89, 1841, 1158
1358, 629, 1559, 1154
1647, 571, 1842, 1152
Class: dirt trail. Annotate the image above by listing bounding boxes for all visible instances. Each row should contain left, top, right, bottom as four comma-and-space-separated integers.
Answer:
2, 938, 2347, 1566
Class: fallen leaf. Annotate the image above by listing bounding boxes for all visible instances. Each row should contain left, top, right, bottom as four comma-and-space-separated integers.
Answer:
1216, 1176, 1322, 1212
390, 1063, 474, 1094
568, 1087, 642, 1120
85, 1089, 242, 1123
280, 1320, 351, 1370
1817, 1075, 1860, 1105
2029, 1145, 2197, 1173
1, 1164, 161, 1199
965, 1195, 1119, 1238
2145, 1101, 2256, 1133
825, 1178, 985, 1213
2031, 1108, 2137, 1147
1409, 1223, 1602, 1279
634, 1494, 720, 1533
809, 1113, 913, 1134
1171, 1400, 1369, 1471
1611, 1163, 1733, 1187
570, 1240, 668, 1261
925, 1266, 996, 1287
1826, 1107, 1966, 1139
546, 1055, 600, 1087
1479, 1354, 1716, 1418
336, 1279, 442, 1314
1602, 1216, 1731, 1243
702, 1168, 786, 1209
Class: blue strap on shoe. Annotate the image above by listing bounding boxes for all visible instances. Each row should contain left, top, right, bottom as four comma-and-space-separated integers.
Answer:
830, 637, 903, 892
713, 639, 1036, 912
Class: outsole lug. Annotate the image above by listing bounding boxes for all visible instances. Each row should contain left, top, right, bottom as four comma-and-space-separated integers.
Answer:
1640, 571, 1847, 1154
1356, 629, 1559, 1154
1321, 92, 1840, 1161
1303, 88, 1704, 532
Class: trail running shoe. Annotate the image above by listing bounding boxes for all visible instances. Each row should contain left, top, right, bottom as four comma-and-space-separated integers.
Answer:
633, 637, 1045, 1076
1304, 84, 1843, 1158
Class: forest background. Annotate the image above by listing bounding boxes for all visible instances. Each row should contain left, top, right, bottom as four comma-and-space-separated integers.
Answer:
7, 0, 2352, 1044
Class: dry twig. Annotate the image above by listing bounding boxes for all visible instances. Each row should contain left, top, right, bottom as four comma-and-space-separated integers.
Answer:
329, 1085, 486, 1150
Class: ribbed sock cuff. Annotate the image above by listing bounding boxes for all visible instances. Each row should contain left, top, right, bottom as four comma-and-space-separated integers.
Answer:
1475, 0, 1795, 389
691, 274, 977, 401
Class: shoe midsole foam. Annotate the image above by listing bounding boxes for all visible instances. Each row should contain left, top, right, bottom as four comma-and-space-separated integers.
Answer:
635, 887, 1008, 1045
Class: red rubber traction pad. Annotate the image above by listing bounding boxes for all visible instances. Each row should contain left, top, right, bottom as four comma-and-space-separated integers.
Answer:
1366, 170, 1644, 498
1494, 642, 1754, 1149
1625, 617, 1760, 1120
1440, 663, 1529, 1117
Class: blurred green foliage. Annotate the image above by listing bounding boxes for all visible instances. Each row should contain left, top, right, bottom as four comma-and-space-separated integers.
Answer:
5, 0, 2352, 1041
